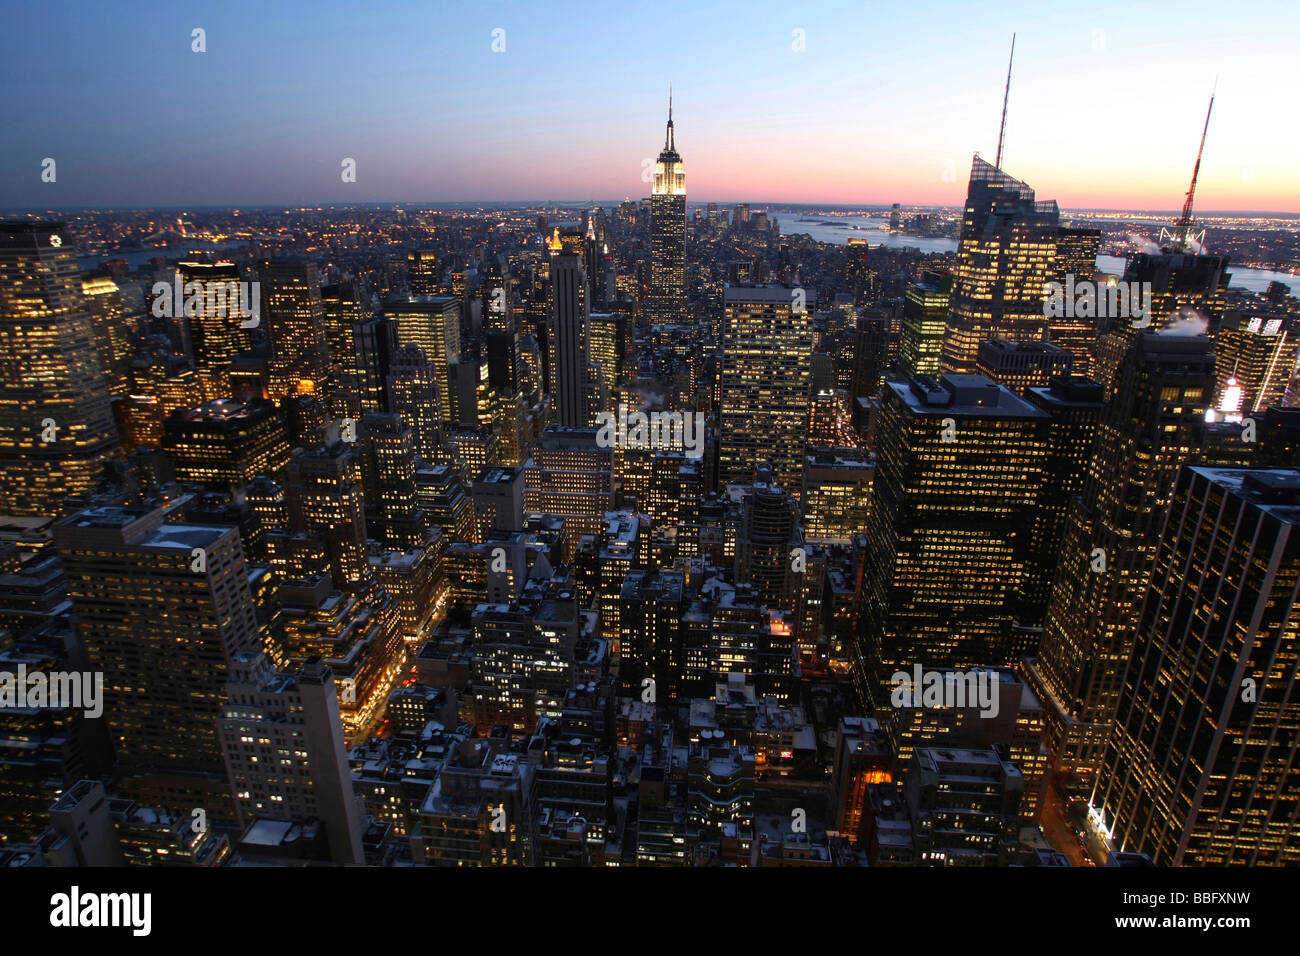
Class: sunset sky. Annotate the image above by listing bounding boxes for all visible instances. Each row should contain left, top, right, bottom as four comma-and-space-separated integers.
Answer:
2, 0, 1297, 211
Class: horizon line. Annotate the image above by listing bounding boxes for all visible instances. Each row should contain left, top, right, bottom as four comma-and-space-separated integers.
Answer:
4, 202, 1299, 218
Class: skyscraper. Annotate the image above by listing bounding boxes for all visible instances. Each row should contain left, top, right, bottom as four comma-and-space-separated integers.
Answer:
860, 374, 1049, 708
1021, 377, 1105, 627
177, 261, 251, 401
408, 249, 441, 296
975, 338, 1074, 396
0, 221, 121, 517
386, 296, 461, 424
1093, 250, 1229, 399
1213, 312, 1299, 418
719, 285, 813, 492
320, 280, 372, 419
259, 259, 332, 405
900, 272, 952, 379
162, 398, 291, 492
1028, 332, 1215, 779
547, 240, 595, 428
940, 159, 1059, 375
359, 411, 426, 548
80, 275, 133, 398
522, 426, 612, 539
648, 95, 687, 326
1047, 227, 1101, 375
55, 505, 260, 812
218, 655, 367, 865
1096, 467, 1300, 865
386, 343, 442, 461
284, 439, 370, 592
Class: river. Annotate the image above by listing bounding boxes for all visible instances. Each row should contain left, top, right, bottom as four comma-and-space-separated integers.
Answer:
784, 216, 1294, 295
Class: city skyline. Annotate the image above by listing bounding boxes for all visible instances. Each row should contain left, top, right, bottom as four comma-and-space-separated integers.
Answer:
3, 0, 1299, 896
2, 0, 1297, 212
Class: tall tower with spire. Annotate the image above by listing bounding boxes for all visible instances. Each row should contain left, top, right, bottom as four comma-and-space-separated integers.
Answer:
648, 91, 687, 325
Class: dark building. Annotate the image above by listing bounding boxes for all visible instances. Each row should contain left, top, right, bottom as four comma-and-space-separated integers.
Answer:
1096, 467, 1300, 865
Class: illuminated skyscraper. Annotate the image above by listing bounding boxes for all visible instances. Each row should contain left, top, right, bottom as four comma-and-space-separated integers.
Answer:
940, 158, 1059, 375
359, 411, 426, 548
522, 426, 612, 539
483, 258, 519, 395
55, 505, 260, 812
648, 95, 687, 326
1093, 250, 1229, 399
844, 238, 870, 305
734, 467, 803, 610
162, 398, 291, 491
589, 312, 623, 415
976, 338, 1074, 396
1096, 467, 1300, 865
802, 450, 873, 543
1213, 312, 1299, 418
320, 281, 371, 419
1027, 332, 1214, 779
218, 655, 367, 865
81, 276, 133, 398
176, 261, 252, 401
121, 350, 205, 452
259, 259, 331, 404
720, 285, 813, 492
386, 296, 461, 424
284, 438, 370, 592
859, 375, 1049, 709
387, 344, 442, 461
1047, 227, 1101, 375
900, 272, 951, 378
408, 249, 441, 296
1021, 377, 1105, 626
0, 221, 121, 517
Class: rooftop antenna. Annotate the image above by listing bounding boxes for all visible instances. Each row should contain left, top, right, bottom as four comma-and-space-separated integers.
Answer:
666, 85, 675, 150
1161, 78, 1217, 253
995, 33, 1015, 170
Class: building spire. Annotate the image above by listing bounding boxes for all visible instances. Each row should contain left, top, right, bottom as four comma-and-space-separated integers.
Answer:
995, 33, 1015, 170
666, 85, 675, 150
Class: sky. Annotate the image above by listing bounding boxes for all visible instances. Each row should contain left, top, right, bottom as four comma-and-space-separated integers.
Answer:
1, 0, 1297, 212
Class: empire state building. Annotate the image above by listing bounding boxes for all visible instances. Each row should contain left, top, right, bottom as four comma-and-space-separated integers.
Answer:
648, 94, 687, 325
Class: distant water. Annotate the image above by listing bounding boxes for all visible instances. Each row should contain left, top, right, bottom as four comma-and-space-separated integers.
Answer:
785, 215, 957, 254
784, 222, 1293, 295
77, 241, 253, 271
1096, 254, 1294, 295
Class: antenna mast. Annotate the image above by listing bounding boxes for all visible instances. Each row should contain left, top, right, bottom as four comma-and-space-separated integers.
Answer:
995, 33, 1015, 170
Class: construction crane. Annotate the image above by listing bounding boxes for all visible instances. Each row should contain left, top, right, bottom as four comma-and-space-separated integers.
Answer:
1161, 81, 1217, 253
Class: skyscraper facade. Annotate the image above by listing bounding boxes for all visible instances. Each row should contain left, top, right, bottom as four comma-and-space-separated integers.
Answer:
860, 374, 1049, 708
1097, 467, 1300, 865
0, 222, 121, 517
719, 285, 813, 492
55, 505, 260, 811
648, 98, 687, 326
940, 159, 1059, 376
259, 259, 332, 405
1028, 332, 1215, 778
547, 242, 594, 428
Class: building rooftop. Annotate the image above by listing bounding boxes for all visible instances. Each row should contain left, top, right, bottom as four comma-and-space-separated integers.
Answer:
896, 374, 1048, 419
